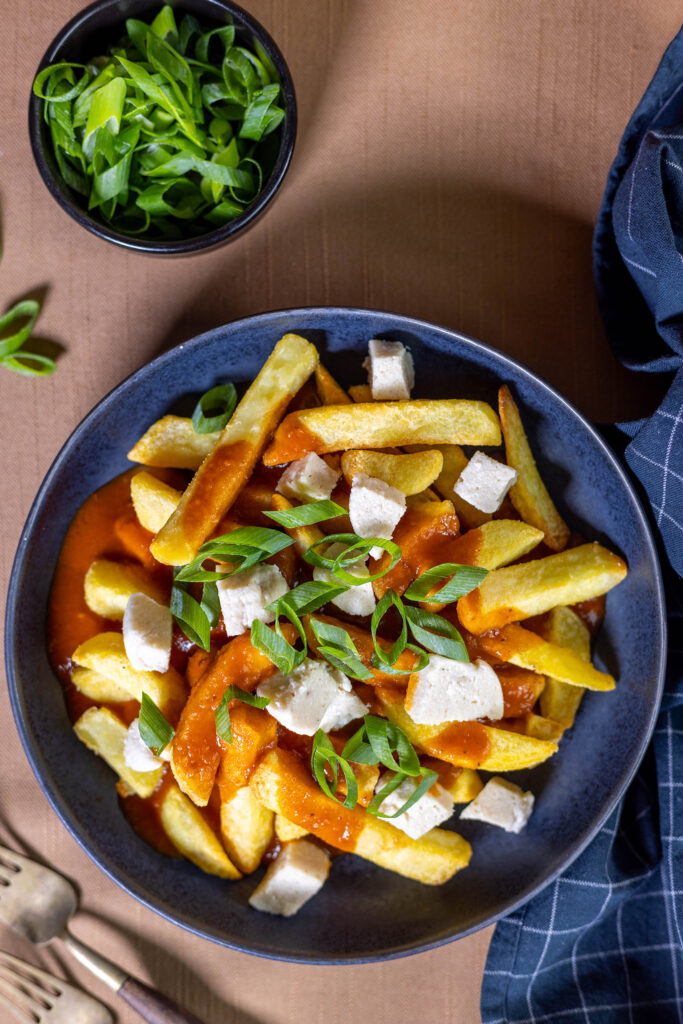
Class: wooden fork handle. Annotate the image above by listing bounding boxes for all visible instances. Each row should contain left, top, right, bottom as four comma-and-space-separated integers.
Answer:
120, 976, 204, 1024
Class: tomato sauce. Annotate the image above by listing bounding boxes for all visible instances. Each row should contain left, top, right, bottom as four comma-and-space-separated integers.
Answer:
424, 722, 492, 768
263, 415, 325, 466
272, 749, 365, 850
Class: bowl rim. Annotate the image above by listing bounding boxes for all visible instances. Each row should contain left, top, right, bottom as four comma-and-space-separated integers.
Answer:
5, 306, 668, 962
27, 0, 297, 256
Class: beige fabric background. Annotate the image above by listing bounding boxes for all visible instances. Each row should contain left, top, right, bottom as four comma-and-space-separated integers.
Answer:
0, 1, 679, 1021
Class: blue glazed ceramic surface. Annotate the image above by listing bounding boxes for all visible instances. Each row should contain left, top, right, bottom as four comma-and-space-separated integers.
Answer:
5, 308, 666, 962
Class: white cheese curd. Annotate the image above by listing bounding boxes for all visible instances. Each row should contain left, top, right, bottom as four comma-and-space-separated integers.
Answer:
312, 542, 376, 617
122, 592, 172, 673
123, 718, 164, 773
405, 655, 504, 725
453, 451, 518, 514
460, 777, 535, 833
249, 839, 331, 916
256, 658, 367, 736
276, 452, 340, 502
348, 473, 406, 559
216, 562, 289, 637
363, 338, 415, 400
376, 772, 454, 840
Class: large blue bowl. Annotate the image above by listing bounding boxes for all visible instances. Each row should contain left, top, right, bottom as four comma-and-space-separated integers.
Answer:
5, 308, 666, 962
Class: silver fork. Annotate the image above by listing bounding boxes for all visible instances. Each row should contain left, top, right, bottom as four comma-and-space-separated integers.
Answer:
0, 843, 203, 1024
0, 949, 112, 1023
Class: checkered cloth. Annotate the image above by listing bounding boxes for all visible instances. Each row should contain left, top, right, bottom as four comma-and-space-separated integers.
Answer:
481, 26, 683, 1024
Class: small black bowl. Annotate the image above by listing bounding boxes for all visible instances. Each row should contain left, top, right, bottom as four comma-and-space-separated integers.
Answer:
28, 0, 297, 256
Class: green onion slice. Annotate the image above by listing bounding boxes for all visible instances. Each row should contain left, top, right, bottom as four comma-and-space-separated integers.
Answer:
175, 526, 294, 583
404, 605, 469, 662
191, 382, 237, 434
303, 533, 401, 585
215, 685, 270, 744
138, 692, 175, 755
264, 500, 346, 529
310, 730, 358, 809
367, 769, 440, 819
309, 619, 373, 681
342, 715, 421, 776
404, 563, 489, 603
0, 299, 56, 378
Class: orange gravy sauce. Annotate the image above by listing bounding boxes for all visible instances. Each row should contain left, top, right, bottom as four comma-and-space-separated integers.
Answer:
263, 415, 325, 465
183, 440, 255, 535
275, 749, 365, 850
425, 722, 491, 768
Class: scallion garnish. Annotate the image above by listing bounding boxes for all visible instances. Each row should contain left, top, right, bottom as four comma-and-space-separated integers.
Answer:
366, 768, 440, 819
264, 499, 347, 529
404, 563, 488, 603
215, 685, 270, 744
250, 580, 347, 674
175, 526, 294, 583
404, 605, 469, 662
342, 716, 421, 776
310, 729, 359, 809
191, 383, 237, 434
33, 5, 287, 239
303, 533, 401, 585
309, 619, 373, 681
0, 298, 56, 377
138, 692, 175, 755
170, 576, 218, 651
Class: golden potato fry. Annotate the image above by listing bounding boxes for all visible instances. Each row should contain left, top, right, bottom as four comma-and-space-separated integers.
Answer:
159, 784, 241, 879
426, 764, 484, 803
315, 364, 352, 405
341, 449, 444, 496
249, 749, 471, 885
270, 494, 324, 556
275, 814, 310, 842
127, 415, 219, 470
410, 444, 491, 529
73, 707, 163, 798
523, 713, 565, 741
477, 623, 614, 691
152, 335, 319, 565
378, 698, 558, 771
83, 559, 166, 620
499, 385, 570, 551
538, 606, 591, 726
71, 666, 132, 704
72, 633, 186, 717
348, 384, 373, 403
406, 488, 441, 505
219, 787, 274, 874
263, 400, 502, 466
457, 542, 627, 634
130, 471, 182, 533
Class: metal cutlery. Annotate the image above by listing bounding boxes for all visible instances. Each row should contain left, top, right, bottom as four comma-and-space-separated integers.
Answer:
0, 949, 112, 1023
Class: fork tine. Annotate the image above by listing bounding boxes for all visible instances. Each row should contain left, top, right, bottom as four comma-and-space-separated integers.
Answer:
0, 961, 55, 1007
0, 844, 26, 870
0, 975, 40, 1023
0, 954, 62, 997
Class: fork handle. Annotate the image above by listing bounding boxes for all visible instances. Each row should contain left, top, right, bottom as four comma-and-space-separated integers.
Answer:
119, 976, 204, 1024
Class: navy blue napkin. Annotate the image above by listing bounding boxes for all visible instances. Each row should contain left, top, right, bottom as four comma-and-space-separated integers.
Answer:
481, 27, 683, 1024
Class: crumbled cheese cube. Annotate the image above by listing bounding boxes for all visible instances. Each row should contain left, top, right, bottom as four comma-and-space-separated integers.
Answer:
348, 473, 406, 559
453, 451, 518, 514
216, 563, 289, 637
276, 453, 340, 502
313, 542, 376, 617
376, 772, 454, 840
363, 338, 415, 400
122, 593, 172, 673
405, 656, 504, 725
123, 718, 164, 773
256, 658, 367, 735
249, 839, 330, 916
460, 777, 534, 833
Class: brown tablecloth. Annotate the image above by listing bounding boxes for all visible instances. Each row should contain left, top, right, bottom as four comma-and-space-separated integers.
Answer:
0, 1, 677, 1020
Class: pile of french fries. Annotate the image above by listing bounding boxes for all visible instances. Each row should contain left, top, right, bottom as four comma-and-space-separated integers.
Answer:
56, 333, 627, 906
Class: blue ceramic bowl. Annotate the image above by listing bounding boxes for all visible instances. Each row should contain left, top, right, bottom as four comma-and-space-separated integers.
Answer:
5, 309, 666, 962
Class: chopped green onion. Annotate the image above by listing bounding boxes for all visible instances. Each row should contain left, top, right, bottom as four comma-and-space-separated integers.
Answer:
252, 580, 348, 675
404, 605, 469, 662
342, 715, 421, 776
0, 299, 56, 378
33, 4, 287, 240
370, 591, 408, 668
303, 533, 401, 585
138, 692, 175, 755
175, 526, 294, 583
310, 730, 358, 809
309, 619, 373, 681
251, 617, 305, 676
191, 383, 237, 434
170, 578, 212, 651
367, 769, 440, 818
264, 500, 346, 529
404, 563, 489, 603
215, 685, 270, 744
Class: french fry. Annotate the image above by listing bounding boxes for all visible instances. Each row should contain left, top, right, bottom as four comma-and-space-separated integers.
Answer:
499, 385, 570, 551
73, 707, 163, 798
476, 623, 614, 691
315, 364, 352, 405
424, 762, 484, 803
83, 559, 166, 620
275, 814, 310, 842
216, 704, 278, 801
378, 698, 558, 771
72, 633, 186, 717
128, 415, 219, 470
152, 334, 319, 565
447, 520, 544, 571
249, 749, 471, 885
219, 787, 274, 874
410, 444, 491, 529
71, 666, 133, 704
159, 784, 241, 879
523, 713, 565, 742
172, 636, 279, 806
373, 502, 460, 598
457, 542, 627, 634
538, 607, 591, 726
130, 471, 182, 533
348, 384, 373, 403
263, 400, 502, 466
341, 449, 444, 495
270, 494, 324, 556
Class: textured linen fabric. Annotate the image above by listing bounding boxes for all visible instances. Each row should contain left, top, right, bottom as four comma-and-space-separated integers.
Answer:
482, 26, 683, 1024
